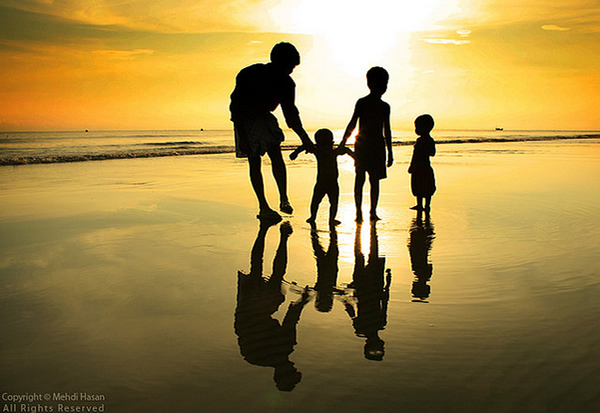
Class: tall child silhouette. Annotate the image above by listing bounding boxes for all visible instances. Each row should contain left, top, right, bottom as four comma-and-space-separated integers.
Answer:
341, 67, 394, 222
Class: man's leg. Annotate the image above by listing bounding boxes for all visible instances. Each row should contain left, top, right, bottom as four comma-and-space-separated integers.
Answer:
268, 147, 293, 214
248, 155, 274, 214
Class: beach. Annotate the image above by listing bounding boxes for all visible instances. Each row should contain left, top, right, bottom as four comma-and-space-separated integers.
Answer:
1, 138, 599, 412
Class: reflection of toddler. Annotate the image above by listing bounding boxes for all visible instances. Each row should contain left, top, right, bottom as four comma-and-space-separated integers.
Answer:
290, 129, 354, 225
408, 114, 436, 212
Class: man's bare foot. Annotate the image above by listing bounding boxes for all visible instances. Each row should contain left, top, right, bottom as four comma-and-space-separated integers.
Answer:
257, 208, 282, 222
329, 219, 341, 226
370, 213, 380, 222
280, 200, 294, 215
355, 211, 363, 223
409, 205, 423, 211
306, 217, 316, 224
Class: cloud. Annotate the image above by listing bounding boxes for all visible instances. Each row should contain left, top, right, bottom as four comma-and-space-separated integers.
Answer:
0, 0, 280, 33
420, 39, 470, 45
444, 0, 600, 33
541, 24, 571, 31
92, 49, 155, 60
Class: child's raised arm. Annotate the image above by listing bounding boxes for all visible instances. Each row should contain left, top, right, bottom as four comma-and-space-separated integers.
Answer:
335, 145, 355, 159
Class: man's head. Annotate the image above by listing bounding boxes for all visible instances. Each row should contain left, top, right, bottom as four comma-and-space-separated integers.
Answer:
270, 42, 301, 74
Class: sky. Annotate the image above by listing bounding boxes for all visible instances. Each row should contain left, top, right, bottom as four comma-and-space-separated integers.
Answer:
1, 0, 599, 131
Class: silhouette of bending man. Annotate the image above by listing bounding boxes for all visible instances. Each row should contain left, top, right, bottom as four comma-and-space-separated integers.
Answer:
230, 42, 314, 221
234, 220, 309, 391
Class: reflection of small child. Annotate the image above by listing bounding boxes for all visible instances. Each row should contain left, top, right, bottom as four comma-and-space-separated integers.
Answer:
408, 114, 436, 212
290, 129, 354, 225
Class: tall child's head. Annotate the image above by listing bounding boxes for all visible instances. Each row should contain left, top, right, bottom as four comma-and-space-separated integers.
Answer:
366, 66, 389, 96
315, 128, 334, 149
415, 114, 434, 137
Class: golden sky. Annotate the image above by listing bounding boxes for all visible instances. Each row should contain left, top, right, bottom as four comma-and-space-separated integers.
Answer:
1, 0, 599, 131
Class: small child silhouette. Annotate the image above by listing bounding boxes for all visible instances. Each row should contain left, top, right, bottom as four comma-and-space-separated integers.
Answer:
408, 114, 436, 212
340, 67, 394, 222
290, 129, 354, 225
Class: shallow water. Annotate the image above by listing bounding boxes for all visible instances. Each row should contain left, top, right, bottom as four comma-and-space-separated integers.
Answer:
0, 140, 599, 412
1, 129, 599, 165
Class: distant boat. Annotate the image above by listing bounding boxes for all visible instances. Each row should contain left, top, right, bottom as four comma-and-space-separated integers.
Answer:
495, 127, 503, 131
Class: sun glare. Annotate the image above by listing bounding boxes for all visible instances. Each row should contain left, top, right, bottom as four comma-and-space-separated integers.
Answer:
272, 0, 455, 76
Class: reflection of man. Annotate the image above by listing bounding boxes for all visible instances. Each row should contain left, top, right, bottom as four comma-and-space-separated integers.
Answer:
408, 210, 435, 302
344, 222, 392, 361
234, 221, 309, 391
230, 42, 314, 221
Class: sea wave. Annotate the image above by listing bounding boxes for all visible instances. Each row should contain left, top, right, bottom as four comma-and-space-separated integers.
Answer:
1, 134, 598, 166
0, 146, 233, 166
140, 141, 205, 146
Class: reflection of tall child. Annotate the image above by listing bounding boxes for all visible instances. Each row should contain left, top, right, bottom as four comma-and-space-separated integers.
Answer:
408, 114, 436, 212
343, 223, 392, 361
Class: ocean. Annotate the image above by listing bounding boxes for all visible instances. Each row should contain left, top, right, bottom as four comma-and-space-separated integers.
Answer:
1, 129, 599, 165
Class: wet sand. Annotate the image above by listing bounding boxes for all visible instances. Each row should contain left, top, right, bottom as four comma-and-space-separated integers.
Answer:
1, 139, 599, 412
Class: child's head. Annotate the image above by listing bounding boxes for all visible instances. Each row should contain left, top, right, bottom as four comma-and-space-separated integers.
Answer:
315, 128, 334, 148
366, 66, 389, 96
415, 114, 434, 136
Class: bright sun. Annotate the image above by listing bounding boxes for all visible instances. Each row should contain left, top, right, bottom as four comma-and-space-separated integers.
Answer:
271, 0, 454, 76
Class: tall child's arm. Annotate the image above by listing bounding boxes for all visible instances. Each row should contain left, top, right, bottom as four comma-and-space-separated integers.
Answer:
384, 104, 394, 167
334, 145, 355, 159
342, 146, 356, 159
